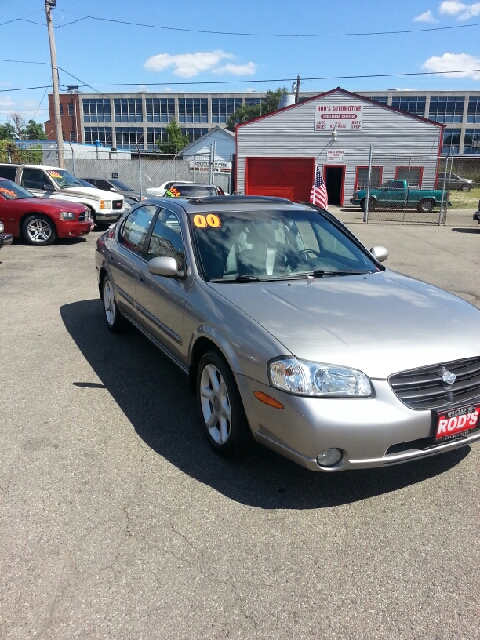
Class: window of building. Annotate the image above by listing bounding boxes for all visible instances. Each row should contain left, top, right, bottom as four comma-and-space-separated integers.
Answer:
70, 131, 77, 142
115, 127, 145, 149
68, 103, 75, 117
463, 129, 480, 154
84, 127, 112, 146
366, 96, 388, 105
354, 166, 383, 190
145, 98, 175, 123
391, 96, 426, 117
114, 98, 143, 122
146, 128, 167, 149
178, 98, 208, 123
59, 104, 64, 116
212, 98, 243, 123
244, 97, 264, 106
82, 99, 111, 122
441, 129, 461, 154
394, 166, 424, 187
429, 96, 464, 123
467, 97, 480, 123
180, 128, 209, 143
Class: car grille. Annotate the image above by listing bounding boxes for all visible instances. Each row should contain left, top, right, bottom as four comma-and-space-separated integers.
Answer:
388, 357, 480, 410
78, 212, 87, 221
113, 200, 123, 210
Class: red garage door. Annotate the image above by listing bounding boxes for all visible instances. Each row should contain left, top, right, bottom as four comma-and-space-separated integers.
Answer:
245, 157, 314, 202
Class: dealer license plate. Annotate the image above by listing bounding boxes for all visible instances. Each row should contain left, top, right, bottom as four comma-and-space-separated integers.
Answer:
434, 400, 480, 441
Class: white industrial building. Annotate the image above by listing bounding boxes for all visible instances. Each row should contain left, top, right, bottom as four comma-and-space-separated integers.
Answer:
235, 88, 444, 205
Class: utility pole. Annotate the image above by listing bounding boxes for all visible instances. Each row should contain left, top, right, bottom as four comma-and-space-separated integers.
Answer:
295, 74, 301, 103
45, 0, 64, 167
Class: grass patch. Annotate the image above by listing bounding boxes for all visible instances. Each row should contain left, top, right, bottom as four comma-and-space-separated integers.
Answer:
447, 187, 480, 210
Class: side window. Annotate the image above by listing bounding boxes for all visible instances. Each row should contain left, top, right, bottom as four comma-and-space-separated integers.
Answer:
21, 168, 48, 190
119, 205, 157, 254
0, 165, 17, 181
146, 209, 185, 270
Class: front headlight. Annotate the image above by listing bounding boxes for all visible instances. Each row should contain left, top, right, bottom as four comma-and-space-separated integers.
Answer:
352, 194, 359, 199
99, 200, 112, 210
59, 211, 76, 220
269, 358, 372, 397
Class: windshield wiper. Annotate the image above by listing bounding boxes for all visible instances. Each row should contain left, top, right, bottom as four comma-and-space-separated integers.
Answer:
312, 269, 372, 278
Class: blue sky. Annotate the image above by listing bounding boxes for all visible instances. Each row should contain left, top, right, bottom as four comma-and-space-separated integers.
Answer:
1, 0, 480, 125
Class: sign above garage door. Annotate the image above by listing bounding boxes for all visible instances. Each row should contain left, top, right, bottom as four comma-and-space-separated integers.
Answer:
315, 104, 363, 132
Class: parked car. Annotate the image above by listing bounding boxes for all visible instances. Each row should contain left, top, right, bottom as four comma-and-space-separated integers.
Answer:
439, 173, 475, 191
0, 164, 126, 226
96, 195, 480, 472
164, 182, 220, 198
0, 178, 92, 245
0, 219, 13, 249
351, 179, 448, 212
146, 180, 192, 197
82, 177, 142, 204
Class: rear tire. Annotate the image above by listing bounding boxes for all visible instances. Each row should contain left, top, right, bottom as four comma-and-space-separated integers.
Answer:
22, 214, 56, 246
102, 274, 126, 333
417, 199, 434, 213
196, 350, 254, 460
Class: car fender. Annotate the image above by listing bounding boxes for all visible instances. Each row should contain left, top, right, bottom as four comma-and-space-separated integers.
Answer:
189, 324, 246, 378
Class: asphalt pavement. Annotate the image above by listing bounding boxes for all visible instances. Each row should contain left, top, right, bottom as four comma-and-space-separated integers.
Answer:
0, 218, 479, 640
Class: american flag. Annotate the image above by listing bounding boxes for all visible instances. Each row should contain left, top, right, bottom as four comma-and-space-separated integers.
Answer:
310, 165, 328, 209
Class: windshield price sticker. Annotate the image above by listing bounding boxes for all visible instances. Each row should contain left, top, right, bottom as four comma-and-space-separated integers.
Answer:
435, 402, 480, 441
47, 171, 63, 179
193, 214, 221, 228
0, 187, 17, 198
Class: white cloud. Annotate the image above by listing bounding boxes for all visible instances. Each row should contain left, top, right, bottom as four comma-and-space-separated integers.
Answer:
422, 52, 480, 78
212, 62, 257, 76
414, 10, 438, 22
144, 50, 234, 78
439, 1, 480, 18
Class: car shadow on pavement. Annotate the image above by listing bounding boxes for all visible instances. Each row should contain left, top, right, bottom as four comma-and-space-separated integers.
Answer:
60, 299, 471, 510
451, 227, 480, 233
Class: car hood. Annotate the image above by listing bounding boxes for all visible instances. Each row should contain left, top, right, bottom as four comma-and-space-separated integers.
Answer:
61, 186, 124, 201
208, 271, 480, 378
17, 197, 86, 212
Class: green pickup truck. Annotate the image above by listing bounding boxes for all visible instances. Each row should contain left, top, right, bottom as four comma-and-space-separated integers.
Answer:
350, 179, 448, 213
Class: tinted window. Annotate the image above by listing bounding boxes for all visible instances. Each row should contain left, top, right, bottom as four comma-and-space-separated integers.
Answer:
171, 184, 217, 198
21, 168, 48, 190
119, 205, 157, 253
0, 165, 17, 181
146, 209, 185, 270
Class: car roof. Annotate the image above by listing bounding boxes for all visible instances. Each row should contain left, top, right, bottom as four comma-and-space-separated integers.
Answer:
143, 194, 306, 213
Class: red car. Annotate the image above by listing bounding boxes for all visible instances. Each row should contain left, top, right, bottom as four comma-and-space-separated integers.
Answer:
0, 178, 93, 246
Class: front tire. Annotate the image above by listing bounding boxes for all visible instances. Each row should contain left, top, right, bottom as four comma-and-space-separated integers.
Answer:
102, 274, 126, 333
461, 184, 471, 192
360, 198, 376, 212
22, 214, 56, 245
196, 351, 254, 460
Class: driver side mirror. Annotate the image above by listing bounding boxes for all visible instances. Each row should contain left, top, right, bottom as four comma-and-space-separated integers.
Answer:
370, 246, 388, 262
43, 183, 54, 191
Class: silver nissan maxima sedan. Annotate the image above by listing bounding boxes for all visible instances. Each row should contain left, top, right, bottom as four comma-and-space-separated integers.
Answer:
95, 196, 480, 472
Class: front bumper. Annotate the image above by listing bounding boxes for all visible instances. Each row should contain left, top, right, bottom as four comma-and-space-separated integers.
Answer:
238, 377, 480, 472
56, 221, 92, 238
94, 211, 123, 223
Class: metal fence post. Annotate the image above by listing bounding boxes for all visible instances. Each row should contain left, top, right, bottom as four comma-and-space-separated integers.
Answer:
438, 154, 450, 225
364, 144, 373, 223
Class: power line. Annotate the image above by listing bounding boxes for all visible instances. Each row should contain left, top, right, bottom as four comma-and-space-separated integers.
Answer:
0, 12, 478, 38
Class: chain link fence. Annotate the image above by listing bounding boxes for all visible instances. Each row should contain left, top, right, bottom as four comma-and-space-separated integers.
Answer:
41, 147, 232, 196
360, 153, 479, 227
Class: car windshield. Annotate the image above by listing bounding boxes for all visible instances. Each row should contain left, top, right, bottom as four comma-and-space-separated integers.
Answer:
0, 179, 32, 200
47, 169, 83, 188
109, 179, 132, 191
170, 184, 217, 197
190, 207, 379, 282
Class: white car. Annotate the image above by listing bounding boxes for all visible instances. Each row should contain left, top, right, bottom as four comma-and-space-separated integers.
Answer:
146, 180, 193, 197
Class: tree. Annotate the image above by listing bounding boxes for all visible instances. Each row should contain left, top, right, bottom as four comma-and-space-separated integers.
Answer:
157, 119, 190, 155
0, 122, 16, 140
24, 120, 47, 140
226, 87, 289, 131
